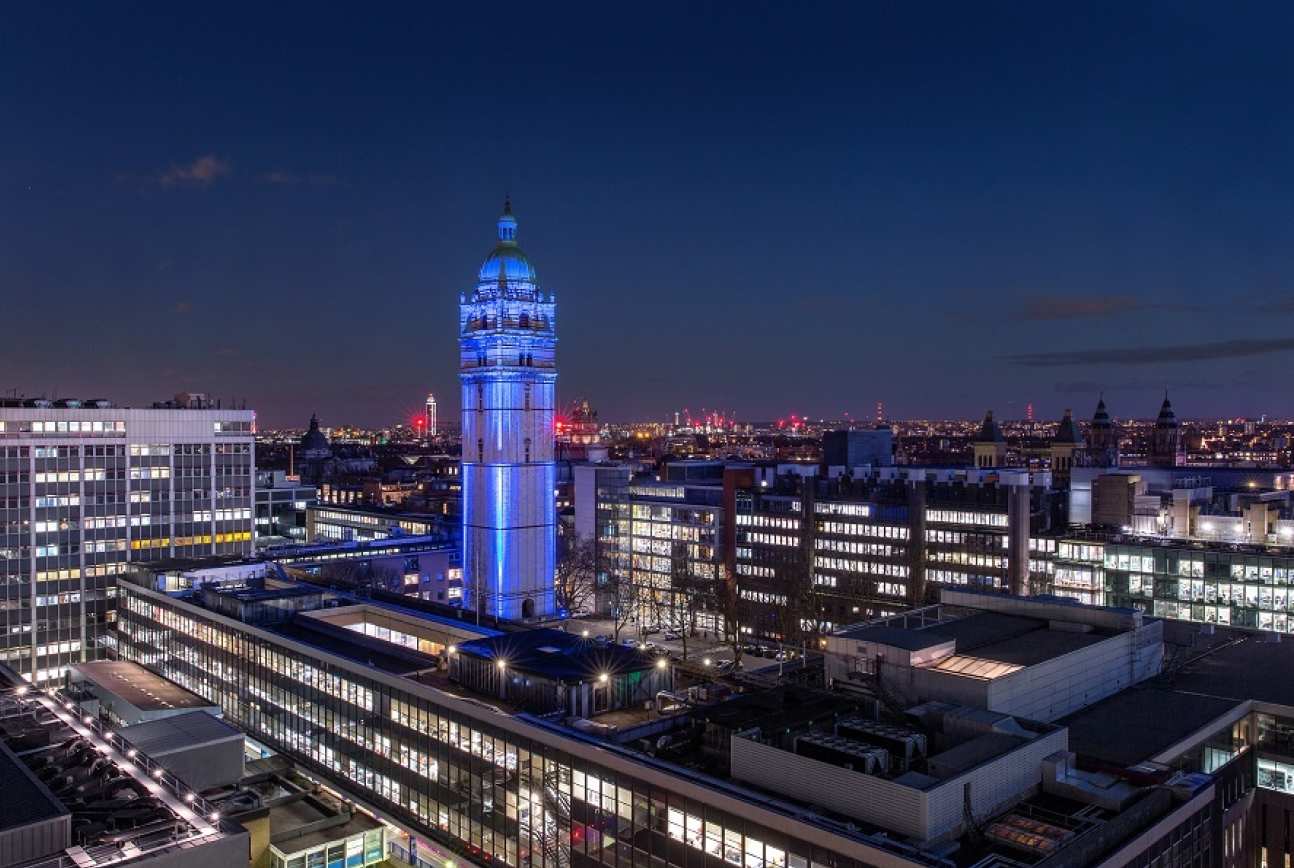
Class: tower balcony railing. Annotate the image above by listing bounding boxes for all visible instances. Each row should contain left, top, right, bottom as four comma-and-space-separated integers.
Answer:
462, 315, 555, 334
461, 356, 557, 371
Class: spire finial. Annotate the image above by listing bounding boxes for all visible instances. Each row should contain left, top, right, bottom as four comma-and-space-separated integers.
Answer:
497, 196, 518, 243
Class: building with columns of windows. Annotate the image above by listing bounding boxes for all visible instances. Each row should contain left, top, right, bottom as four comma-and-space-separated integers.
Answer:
460, 199, 558, 620
426, 392, 439, 437
0, 398, 254, 683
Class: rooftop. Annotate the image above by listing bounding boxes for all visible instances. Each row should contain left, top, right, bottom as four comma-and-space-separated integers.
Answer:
273, 810, 382, 856
1060, 686, 1241, 768
455, 628, 668, 681
72, 660, 218, 713
838, 607, 1118, 671
119, 709, 244, 755
0, 670, 243, 865
0, 737, 68, 832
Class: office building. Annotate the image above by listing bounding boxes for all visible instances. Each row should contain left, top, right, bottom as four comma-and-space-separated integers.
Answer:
572, 460, 1063, 640
1029, 460, 1294, 629
426, 392, 439, 438
0, 398, 254, 684
255, 469, 317, 546
112, 566, 1259, 868
460, 199, 558, 620
306, 504, 449, 543
822, 427, 894, 469
732, 466, 1056, 638
115, 573, 950, 868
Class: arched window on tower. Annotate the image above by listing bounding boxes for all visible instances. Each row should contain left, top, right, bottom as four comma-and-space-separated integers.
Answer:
524, 383, 531, 411
476, 384, 484, 412
524, 437, 531, 463
519, 312, 530, 329
477, 439, 484, 462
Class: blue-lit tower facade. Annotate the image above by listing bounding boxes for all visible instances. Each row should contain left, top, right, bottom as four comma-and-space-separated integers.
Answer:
460, 199, 557, 620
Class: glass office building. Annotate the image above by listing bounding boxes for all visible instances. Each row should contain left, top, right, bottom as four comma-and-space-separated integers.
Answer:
0, 401, 254, 683
116, 579, 932, 868
1041, 537, 1294, 633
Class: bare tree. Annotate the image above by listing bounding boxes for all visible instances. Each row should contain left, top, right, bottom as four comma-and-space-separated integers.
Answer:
554, 534, 598, 616
651, 581, 705, 660
606, 572, 641, 641
715, 571, 749, 666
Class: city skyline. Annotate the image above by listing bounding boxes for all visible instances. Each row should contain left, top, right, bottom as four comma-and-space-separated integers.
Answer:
9, 5, 1294, 426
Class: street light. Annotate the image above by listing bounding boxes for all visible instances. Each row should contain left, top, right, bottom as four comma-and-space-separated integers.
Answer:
598, 672, 608, 683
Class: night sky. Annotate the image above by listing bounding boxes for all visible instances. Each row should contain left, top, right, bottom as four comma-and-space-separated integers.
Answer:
6, 3, 1294, 427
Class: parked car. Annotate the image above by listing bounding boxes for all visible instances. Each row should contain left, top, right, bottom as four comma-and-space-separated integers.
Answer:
663, 631, 682, 641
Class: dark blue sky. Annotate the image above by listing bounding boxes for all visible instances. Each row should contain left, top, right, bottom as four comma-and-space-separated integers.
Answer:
5, 3, 1294, 427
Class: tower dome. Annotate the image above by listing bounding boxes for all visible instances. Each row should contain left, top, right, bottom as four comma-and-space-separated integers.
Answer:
1053, 409, 1084, 445
299, 413, 331, 456
476, 197, 538, 287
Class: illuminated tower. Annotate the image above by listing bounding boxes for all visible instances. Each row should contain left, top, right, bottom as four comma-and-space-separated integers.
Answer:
424, 392, 438, 437
459, 198, 557, 620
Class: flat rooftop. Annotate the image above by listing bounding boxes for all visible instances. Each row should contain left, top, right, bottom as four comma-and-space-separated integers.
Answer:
133, 554, 261, 573
204, 577, 322, 602
120, 709, 244, 754
273, 810, 382, 855
272, 618, 442, 675
1164, 633, 1294, 707
0, 739, 68, 832
456, 628, 665, 680
1060, 686, 1242, 767
72, 660, 217, 712
841, 609, 1116, 670
1059, 626, 1294, 768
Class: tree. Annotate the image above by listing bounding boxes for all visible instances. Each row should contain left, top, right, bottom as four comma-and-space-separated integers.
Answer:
554, 535, 598, 616
606, 572, 641, 641
715, 570, 748, 666
651, 581, 698, 660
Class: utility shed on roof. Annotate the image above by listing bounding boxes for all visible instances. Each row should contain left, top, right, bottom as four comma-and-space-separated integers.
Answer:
120, 710, 246, 791
0, 739, 70, 866
450, 628, 673, 717
70, 659, 220, 725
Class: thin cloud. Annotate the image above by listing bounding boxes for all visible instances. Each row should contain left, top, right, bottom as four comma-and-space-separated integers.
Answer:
1006, 338, 1294, 367
1053, 379, 1227, 395
1019, 295, 1144, 320
158, 154, 231, 188
259, 171, 338, 186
